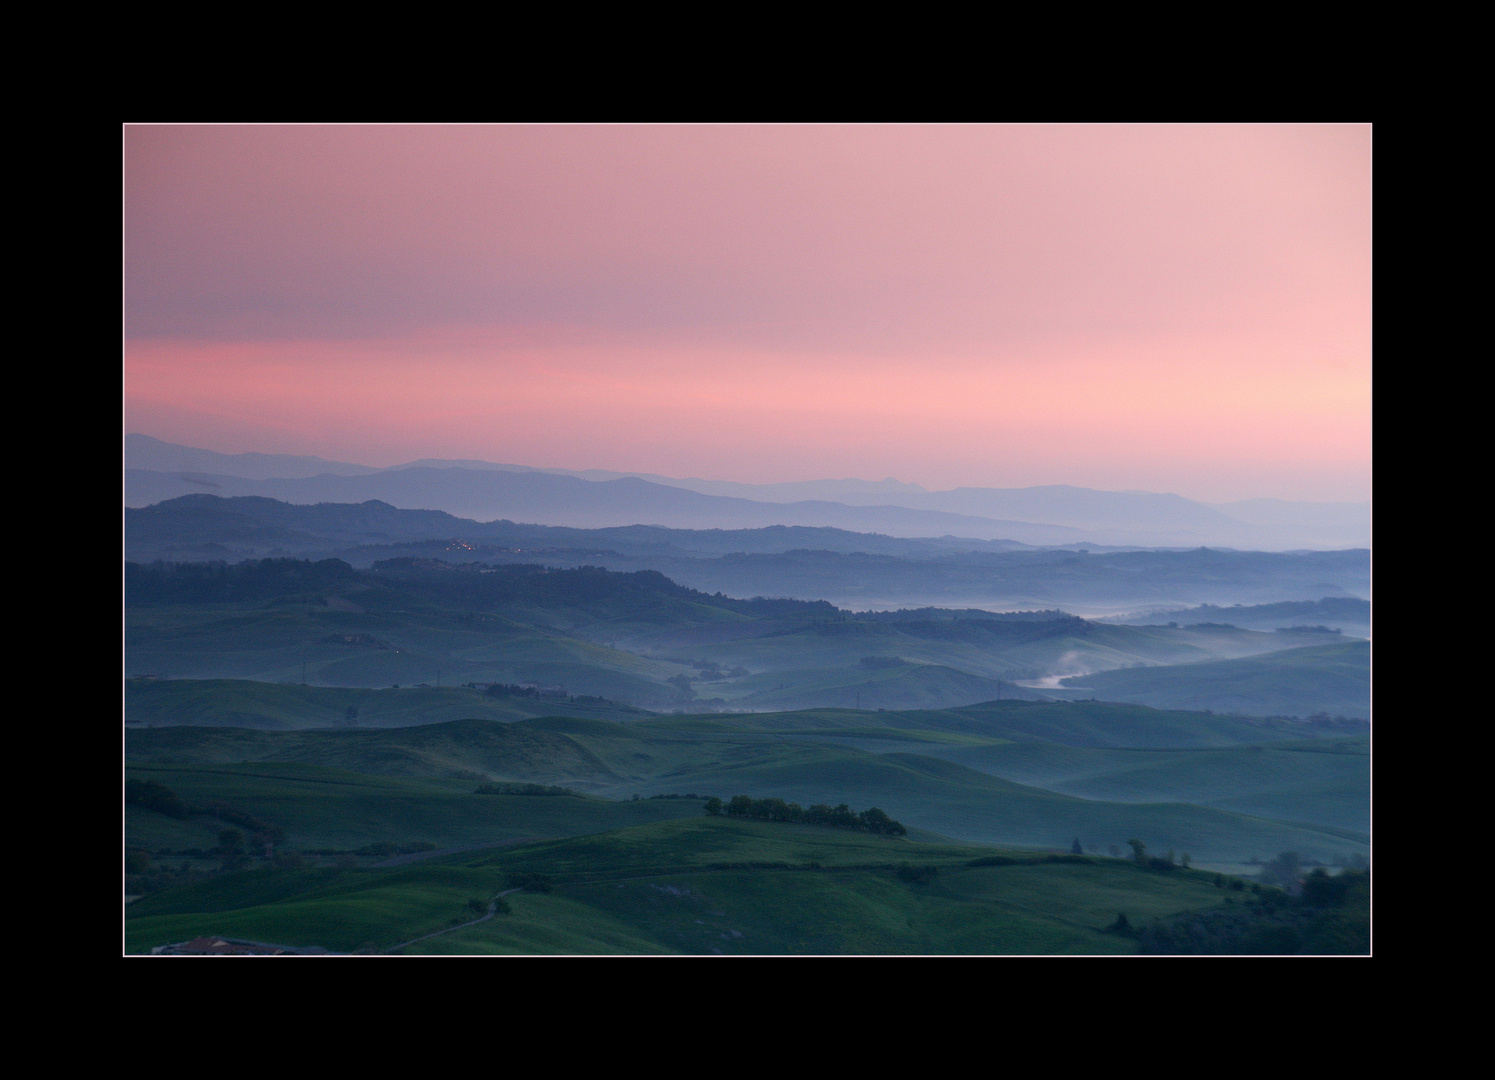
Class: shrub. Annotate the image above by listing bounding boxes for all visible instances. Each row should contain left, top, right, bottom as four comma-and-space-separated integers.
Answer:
507, 872, 553, 893
896, 864, 938, 884
125, 779, 188, 819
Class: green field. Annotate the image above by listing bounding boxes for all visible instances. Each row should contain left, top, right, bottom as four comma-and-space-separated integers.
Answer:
128, 700, 1367, 866
124, 550, 1370, 954
127, 817, 1246, 955
126, 760, 706, 853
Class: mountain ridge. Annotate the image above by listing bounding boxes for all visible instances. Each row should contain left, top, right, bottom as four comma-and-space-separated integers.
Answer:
126, 435, 1367, 549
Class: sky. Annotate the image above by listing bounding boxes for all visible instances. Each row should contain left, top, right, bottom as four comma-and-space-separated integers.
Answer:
124, 124, 1371, 503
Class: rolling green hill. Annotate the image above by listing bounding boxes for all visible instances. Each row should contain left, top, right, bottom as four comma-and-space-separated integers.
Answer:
125, 760, 704, 853
127, 678, 653, 729
1060, 640, 1370, 718
127, 706, 1367, 865
126, 816, 1257, 955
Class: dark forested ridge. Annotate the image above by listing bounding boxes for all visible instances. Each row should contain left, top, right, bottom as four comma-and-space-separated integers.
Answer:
126, 555, 840, 621
126, 557, 361, 604
125, 495, 1369, 613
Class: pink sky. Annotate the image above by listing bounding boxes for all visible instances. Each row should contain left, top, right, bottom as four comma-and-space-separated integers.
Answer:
125, 125, 1370, 502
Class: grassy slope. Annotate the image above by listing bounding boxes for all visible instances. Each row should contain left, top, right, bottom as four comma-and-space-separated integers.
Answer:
128, 708, 1367, 864
127, 598, 687, 701
127, 575, 1352, 712
642, 699, 1357, 747
914, 739, 1369, 833
126, 760, 706, 852
126, 678, 653, 729
641, 703, 1368, 836
1062, 640, 1370, 718
717, 661, 1021, 711
657, 621, 1326, 687
127, 817, 1235, 955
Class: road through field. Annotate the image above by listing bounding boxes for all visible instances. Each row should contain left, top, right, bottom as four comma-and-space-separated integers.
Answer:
385, 888, 524, 953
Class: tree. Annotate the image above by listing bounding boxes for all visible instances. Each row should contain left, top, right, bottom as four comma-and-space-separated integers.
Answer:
859, 807, 905, 835
1258, 851, 1303, 893
125, 778, 189, 819
703, 796, 724, 816
1071, 838, 1083, 855
1127, 838, 1148, 862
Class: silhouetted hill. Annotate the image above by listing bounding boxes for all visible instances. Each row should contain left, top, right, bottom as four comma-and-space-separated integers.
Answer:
126, 495, 1368, 614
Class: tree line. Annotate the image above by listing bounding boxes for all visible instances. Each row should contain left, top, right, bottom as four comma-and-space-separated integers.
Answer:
1134, 869, 1369, 954
705, 795, 906, 836
474, 781, 578, 797
126, 558, 358, 603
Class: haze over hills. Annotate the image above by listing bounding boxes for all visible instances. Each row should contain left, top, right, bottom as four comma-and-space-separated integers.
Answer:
125, 553, 1366, 718
1097, 598, 1370, 638
125, 436, 1369, 550
122, 446, 1373, 951
125, 494, 1369, 616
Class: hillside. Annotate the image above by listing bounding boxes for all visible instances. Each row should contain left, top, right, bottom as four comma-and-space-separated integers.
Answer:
124, 495, 1370, 613
126, 558, 1363, 714
127, 704, 1368, 865
1060, 641, 1371, 719
126, 816, 1283, 955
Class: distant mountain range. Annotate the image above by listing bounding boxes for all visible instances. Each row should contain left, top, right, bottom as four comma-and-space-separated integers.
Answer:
125, 435, 1370, 550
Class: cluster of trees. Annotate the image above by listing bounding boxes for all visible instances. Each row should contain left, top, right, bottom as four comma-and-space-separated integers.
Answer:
126, 778, 188, 819
370, 559, 829, 619
465, 894, 514, 917
483, 682, 544, 699
126, 779, 286, 855
1136, 869, 1369, 954
366, 558, 845, 624
506, 872, 554, 893
705, 795, 907, 836
474, 782, 577, 797
479, 682, 607, 705
862, 607, 1075, 623
1127, 838, 1190, 871
198, 801, 285, 846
